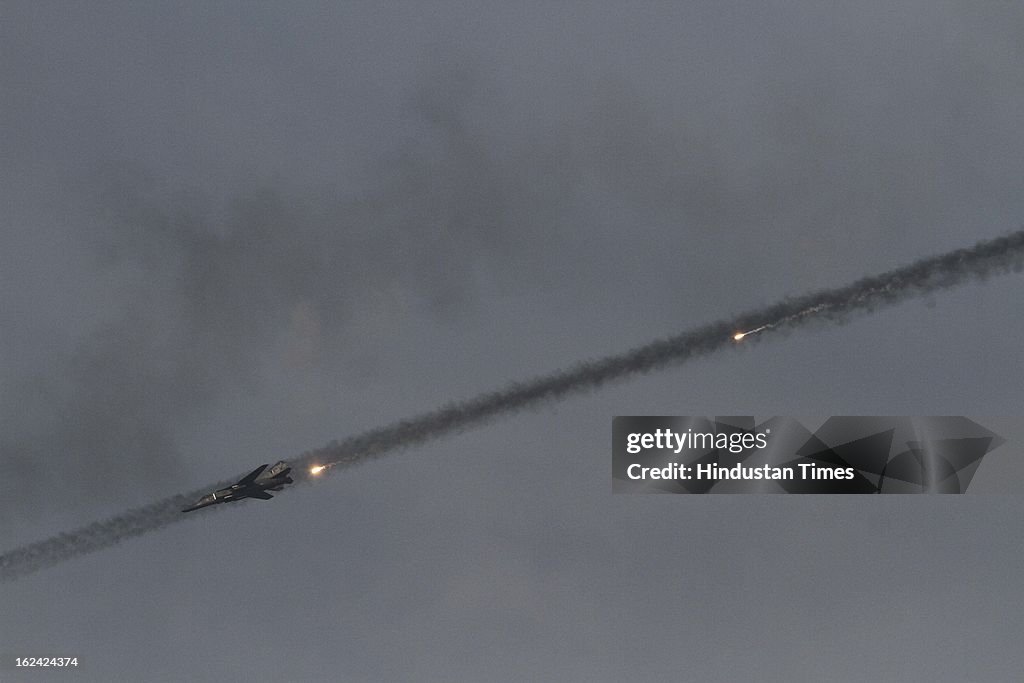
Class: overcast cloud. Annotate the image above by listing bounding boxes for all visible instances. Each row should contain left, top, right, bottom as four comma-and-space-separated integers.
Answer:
3, 2, 1024, 681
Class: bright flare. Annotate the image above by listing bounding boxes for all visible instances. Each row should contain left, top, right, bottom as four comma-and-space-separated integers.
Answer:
733, 323, 772, 341
310, 465, 325, 475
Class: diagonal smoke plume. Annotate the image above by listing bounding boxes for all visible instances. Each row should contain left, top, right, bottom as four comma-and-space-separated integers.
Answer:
3, 230, 1023, 581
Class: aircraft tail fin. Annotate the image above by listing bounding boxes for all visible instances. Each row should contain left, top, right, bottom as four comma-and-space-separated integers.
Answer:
263, 461, 290, 479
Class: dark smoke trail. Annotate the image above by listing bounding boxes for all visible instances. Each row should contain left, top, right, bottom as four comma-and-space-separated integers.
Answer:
3, 230, 1023, 581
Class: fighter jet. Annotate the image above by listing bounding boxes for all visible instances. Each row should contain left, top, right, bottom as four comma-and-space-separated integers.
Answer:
181, 461, 293, 513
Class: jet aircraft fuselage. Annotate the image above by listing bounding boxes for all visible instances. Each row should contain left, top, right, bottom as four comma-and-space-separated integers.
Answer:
181, 461, 293, 512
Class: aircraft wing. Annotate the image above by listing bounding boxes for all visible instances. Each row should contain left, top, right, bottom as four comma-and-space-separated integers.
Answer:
248, 490, 274, 500
236, 464, 268, 486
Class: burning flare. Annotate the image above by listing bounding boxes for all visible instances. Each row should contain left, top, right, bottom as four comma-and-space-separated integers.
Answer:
732, 324, 772, 341
310, 462, 341, 475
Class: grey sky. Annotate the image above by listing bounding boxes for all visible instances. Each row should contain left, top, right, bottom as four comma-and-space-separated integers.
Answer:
3, 2, 1023, 681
